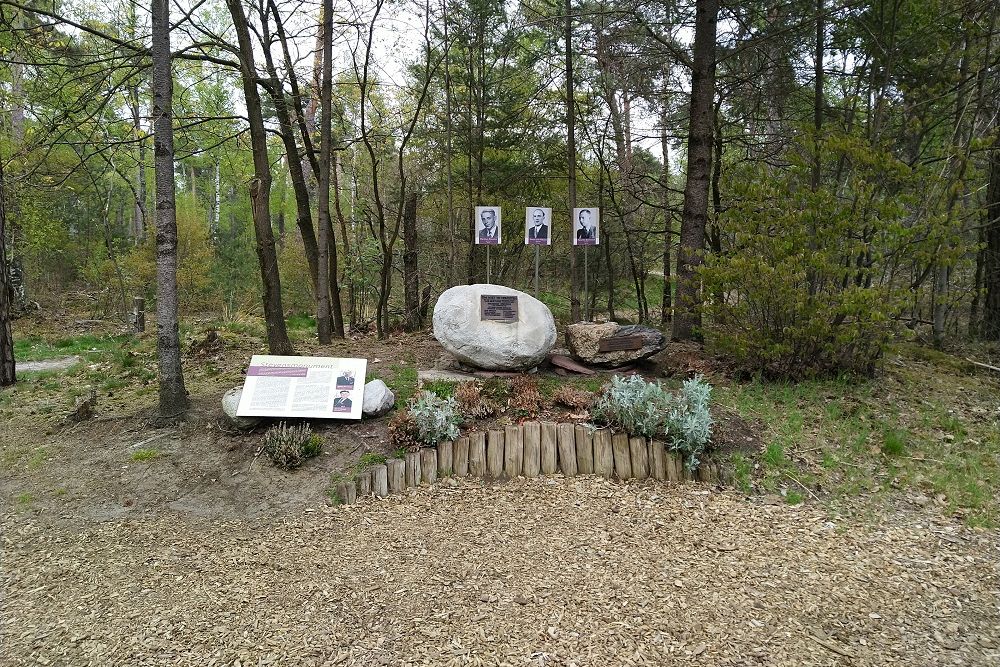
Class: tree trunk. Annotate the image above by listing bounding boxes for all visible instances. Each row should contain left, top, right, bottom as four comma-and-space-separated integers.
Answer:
982, 131, 1000, 339
131, 84, 147, 242
225, 0, 292, 355
259, 6, 321, 294
332, 152, 356, 331
0, 152, 14, 386
402, 191, 420, 331
660, 102, 672, 328
673, 0, 719, 342
566, 0, 580, 322
150, 0, 188, 415
315, 0, 334, 343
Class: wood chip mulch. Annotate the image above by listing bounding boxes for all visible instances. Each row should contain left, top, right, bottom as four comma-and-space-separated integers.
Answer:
2, 478, 998, 666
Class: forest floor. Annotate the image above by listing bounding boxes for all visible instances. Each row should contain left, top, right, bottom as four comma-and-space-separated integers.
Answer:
2, 309, 999, 665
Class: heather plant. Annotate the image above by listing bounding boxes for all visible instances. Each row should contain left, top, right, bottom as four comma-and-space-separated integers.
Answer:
262, 422, 323, 469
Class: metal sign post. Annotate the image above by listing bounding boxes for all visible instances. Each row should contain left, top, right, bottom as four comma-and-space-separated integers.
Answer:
534, 246, 540, 298
486, 245, 491, 284
584, 246, 589, 321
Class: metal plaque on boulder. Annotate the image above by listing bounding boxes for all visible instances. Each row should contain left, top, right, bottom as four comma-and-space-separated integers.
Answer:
480, 294, 519, 323
597, 335, 645, 353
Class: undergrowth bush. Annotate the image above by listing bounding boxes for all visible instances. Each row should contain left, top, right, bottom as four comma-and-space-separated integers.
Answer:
262, 422, 323, 469
699, 135, 941, 379
592, 375, 714, 469
390, 391, 461, 449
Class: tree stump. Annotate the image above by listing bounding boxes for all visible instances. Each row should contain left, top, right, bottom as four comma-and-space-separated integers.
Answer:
387, 458, 405, 493
357, 472, 372, 497
338, 481, 357, 505
593, 429, 614, 478
649, 439, 667, 481
522, 421, 541, 477
575, 424, 594, 475
612, 432, 632, 479
454, 436, 470, 477
420, 448, 438, 484
469, 431, 487, 477
629, 436, 649, 480
540, 421, 558, 474
438, 440, 454, 477
557, 423, 577, 476
405, 451, 421, 488
504, 425, 523, 479
487, 429, 505, 478
132, 296, 145, 334
373, 464, 389, 497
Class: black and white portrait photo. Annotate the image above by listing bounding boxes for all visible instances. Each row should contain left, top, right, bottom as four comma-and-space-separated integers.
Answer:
332, 390, 353, 412
475, 206, 501, 245
573, 207, 600, 246
335, 369, 355, 390
524, 207, 552, 245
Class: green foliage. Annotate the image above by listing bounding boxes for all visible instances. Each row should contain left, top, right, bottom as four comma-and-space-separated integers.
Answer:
423, 380, 458, 399
130, 448, 160, 462
262, 422, 323, 469
357, 452, 387, 468
700, 135, 935, 379
592, 375, 714, 468
406, 391, 462, 447
881, 429, 907, 457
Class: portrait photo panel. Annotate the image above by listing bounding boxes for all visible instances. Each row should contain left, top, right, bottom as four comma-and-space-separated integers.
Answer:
524, 207, 552, 246
572, 207, 600, 246
475, 206, 501, 245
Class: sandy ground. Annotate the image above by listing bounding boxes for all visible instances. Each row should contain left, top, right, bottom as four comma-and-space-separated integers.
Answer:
3, 477, 998, 667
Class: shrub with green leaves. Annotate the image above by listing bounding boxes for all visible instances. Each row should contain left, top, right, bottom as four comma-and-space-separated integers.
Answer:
407, 390, 462, 446
592, 375, 714, 469
262, 422, 323, 469
699, 135, 941, 379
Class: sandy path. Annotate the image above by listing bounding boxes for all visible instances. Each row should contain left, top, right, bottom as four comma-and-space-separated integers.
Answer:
2, 478, 998, 666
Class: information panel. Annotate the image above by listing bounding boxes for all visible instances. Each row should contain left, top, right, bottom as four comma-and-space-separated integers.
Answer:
480, 294, 519, 323
236, 355, 367, 420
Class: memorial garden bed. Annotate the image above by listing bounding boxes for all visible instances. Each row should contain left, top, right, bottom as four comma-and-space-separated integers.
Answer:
333, 421, 723, 504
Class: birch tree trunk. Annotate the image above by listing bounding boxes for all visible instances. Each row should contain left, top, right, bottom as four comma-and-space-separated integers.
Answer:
151, 0, 188, 415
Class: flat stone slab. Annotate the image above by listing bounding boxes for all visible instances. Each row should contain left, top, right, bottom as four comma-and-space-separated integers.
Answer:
19, 356, 82, 373
418, 369, 476, 384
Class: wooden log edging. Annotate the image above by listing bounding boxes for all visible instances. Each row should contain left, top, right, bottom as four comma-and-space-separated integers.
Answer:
339, 423, 720, 504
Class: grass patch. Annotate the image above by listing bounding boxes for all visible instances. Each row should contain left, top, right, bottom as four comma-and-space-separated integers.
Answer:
286, 313, 317, 331
730, 452, 753, 494
130, 448, 161, 462
881, 428, 907, 457
423, 379, 457, 399
719, 345, 1000, 527
357, 452, 386, 468
389, 365, 418, 408
15, 334, 130, 363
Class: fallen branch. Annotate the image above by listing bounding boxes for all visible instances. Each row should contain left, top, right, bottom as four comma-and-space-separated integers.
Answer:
965, 357, 1000, 374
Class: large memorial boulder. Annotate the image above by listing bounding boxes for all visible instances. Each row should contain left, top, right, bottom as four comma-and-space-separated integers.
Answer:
433, 284, 557, 370
566, 322, 665, 367
221, 386, 262, 430
362, 379, 395, 418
